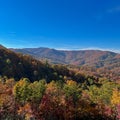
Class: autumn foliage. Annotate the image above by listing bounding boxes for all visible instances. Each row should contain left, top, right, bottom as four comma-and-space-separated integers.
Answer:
0, 76, 119, 120
0, 46, 120, 120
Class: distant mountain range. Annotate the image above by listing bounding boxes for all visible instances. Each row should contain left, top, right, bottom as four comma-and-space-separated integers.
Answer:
0, 45, 118, 81
10, 47, 120, 68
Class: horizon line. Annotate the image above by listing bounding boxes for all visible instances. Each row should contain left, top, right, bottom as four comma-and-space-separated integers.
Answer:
6, 46, 120, 54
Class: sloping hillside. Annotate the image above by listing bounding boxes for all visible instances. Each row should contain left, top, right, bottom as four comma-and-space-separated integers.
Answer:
10, 47, 120, 81
0, 45, 76, 82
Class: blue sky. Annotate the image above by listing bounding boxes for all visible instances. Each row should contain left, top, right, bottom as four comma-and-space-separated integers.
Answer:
0, 0, 120, 51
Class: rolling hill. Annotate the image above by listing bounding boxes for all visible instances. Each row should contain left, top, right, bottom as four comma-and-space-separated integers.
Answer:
11, 47, 120, 68
10, 47, 120, 81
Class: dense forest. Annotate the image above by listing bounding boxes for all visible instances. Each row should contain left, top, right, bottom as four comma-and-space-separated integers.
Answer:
1, 45, 120, 120
11, 47, 120, 81
1, 76, 120, 120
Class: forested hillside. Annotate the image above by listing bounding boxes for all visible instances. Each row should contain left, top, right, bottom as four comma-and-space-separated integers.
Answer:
1, 45, 120, 119
0, 45, 95, 83
0, 45, 68, 82
11, 47, 120, 67
11, 47, 120, 81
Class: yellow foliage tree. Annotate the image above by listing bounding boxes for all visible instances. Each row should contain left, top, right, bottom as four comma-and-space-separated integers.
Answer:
111, 89, 120, 106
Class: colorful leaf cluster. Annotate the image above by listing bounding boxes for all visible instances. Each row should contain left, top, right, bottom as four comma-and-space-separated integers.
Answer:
0, 76, 120, 120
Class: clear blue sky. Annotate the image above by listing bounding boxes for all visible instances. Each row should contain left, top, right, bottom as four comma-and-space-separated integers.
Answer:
0, 0, 120, 51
